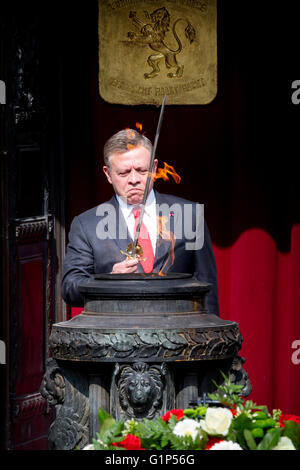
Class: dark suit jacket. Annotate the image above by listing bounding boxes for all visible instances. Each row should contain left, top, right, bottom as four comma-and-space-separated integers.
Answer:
62, 191, 219, 314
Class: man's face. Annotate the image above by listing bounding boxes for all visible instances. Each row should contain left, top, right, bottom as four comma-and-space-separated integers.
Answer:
103, 145, 157, 205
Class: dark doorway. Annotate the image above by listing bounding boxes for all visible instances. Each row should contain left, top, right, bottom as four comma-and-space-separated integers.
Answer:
0, 1, 66, 449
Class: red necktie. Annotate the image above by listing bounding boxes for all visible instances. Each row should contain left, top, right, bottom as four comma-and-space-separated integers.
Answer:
133, 208, 154, 273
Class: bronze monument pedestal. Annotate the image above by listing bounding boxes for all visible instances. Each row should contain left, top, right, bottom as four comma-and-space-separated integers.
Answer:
41, 274, 251, 450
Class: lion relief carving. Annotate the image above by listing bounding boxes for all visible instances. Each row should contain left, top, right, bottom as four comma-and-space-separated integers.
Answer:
127, 7, 196, 79
115, 362, 166, 420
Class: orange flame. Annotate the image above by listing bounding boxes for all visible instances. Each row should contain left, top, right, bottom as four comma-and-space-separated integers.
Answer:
136, 122, 143, 131
152, 162, 181, 184
157, 215, 176, 276
125, 128, 137, 151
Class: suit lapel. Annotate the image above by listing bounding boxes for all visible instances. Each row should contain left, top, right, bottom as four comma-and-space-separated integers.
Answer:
105, 195, 133, 255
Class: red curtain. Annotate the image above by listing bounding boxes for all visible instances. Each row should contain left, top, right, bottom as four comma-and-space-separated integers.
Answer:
214, 225, 300, 415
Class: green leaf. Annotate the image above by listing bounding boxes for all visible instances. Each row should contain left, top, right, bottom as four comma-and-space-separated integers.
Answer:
98, 408, 116, 435
231, 412, 253, 431
184, 406, 207, 419
93, 438, 107, 450
160, 434, 169, 448
282, 420, 300, 450
94, 420, 124, 448
257, 428, 282, 450
244, 429, 257, 450
98, 408, 111, 423
107, 445, 126, 450
208, 371, 245, 408
168, 413, 179, 430
168, 433, 195, 450
184, 408, 197, 418
194, 429, 208, 450
134, 417, 169, 450
230, 412, 253, 449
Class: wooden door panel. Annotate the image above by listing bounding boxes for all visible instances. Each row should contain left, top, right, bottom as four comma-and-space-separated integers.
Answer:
10, 220, 53, 449
11, 392, 51, 450
16, 246, 44, 395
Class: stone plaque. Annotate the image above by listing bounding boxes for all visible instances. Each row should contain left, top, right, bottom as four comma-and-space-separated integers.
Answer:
98, 0, 217, 105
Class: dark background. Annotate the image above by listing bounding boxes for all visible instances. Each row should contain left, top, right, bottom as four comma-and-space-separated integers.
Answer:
59, 1, 300, 252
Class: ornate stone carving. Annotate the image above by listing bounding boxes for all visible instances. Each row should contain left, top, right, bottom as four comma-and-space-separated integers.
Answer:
229, 355, 252, 397
49, 323, 242, 362
111, 362, 172, 421
40, 358, 65, 406
40, 358, 90, 450
42, 275, 250, 449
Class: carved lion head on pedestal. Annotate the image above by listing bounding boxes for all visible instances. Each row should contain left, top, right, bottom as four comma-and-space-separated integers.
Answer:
116, 362, 166, 420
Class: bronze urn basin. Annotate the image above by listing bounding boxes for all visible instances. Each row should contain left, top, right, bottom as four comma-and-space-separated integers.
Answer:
41, 273, 250, 450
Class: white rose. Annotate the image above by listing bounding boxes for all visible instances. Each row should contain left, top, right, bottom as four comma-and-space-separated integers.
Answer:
209, 440, 243, 450
173, 418, 201, 441
199, 407, 233, 436
82, 443, 95, 450
272, 437, 296, 450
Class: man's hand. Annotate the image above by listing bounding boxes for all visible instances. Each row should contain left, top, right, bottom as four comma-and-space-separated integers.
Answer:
111, 258, 139, 273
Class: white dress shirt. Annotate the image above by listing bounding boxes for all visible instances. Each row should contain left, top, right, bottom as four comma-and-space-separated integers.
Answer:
116, 190, 157, 255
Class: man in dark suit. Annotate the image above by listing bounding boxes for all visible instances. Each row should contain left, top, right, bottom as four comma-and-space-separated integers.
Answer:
62, 129, 219, 314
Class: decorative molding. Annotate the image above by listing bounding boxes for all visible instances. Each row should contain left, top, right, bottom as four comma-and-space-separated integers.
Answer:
14, 216, 53, 241
12, 392, 48, 421
49, 324, 243, 362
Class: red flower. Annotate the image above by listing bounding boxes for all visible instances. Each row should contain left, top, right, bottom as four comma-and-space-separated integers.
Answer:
230, 408, 237, 417
206, 437, 223, 450
112, 434, 145, 450
279, 413, 300, 428
161, 409, 184, 422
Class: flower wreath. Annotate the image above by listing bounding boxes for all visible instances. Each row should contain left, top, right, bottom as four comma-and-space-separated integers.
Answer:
83, 373, 300, 451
